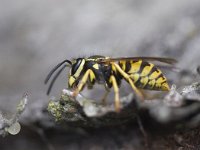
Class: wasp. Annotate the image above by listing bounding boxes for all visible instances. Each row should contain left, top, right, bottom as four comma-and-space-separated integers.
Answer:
45, 55, 176, 112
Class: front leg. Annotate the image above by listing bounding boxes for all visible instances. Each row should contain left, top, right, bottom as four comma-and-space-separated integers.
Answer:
72, 69, 92, 97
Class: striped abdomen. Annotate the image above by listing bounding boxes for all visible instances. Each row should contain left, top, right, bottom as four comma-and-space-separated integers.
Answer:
119, 60, 170, 91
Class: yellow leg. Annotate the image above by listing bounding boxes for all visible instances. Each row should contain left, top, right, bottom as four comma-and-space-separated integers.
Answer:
111, 63, 144, 100
110, 75, 121, 112
72, 69, 92, 97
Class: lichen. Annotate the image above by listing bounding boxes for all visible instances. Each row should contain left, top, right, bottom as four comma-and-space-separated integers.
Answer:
47, 89, 137, 127
47, 82, 200, 128
0, 93, 28, 137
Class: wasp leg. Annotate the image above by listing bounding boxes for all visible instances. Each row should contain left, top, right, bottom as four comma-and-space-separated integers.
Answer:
72, 69, 92, 97
110, 75, 121, 112
111, 62, 144, 100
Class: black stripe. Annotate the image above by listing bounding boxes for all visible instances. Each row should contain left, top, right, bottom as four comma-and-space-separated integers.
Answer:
134, 61, 150, 87
160, 78, 167, 85
138, 61, 150, 74
134, 76, 141, 87
125, 61, 131, 72
161, 81, 167, 86
71, 58, 82, 75
155, 73, 164, 81
148, 66, 159, 77
114, 73, 122, 86
143, 79, 151, 89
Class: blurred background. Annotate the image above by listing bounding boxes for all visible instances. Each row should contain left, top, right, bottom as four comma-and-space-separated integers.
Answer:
0, 0, 200, 149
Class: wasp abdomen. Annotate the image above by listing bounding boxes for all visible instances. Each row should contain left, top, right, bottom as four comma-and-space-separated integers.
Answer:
119, 60, 169, 91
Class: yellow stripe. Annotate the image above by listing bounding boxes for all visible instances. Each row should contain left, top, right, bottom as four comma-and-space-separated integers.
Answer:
68, 76, 75, 87
161, 82, 170, 91
149, 69, 162, 80
130, 73, 140, 83
92, 64, 99, 70
119, 61, 126, 71
156, 76, 166, 83
155, 76, 167, 89
74, 59, 85, 78
112, 64, 117, 72
140, 77, 149, 88
128, 60, 142, 74
140, 63, 153, 77
89, 70, 95, 82
148, 79, 156, 89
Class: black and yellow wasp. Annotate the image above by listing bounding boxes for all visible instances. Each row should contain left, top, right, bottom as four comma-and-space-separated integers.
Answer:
45, 55, 176, 112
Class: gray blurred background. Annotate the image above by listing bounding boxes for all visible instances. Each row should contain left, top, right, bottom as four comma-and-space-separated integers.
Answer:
0, 0, 200, 149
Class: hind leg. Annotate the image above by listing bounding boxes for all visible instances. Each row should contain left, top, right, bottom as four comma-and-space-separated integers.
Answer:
111, 62, 144, 100
109, 75, 121, 112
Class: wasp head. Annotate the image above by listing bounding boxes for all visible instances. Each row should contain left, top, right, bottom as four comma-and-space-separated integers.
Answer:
68, 58, 86, 88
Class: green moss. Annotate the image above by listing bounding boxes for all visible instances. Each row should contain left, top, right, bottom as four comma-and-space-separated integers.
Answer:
47, 101, 63, 122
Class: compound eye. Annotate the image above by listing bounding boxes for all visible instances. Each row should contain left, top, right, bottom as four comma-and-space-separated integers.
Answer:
71, 58, 82, 75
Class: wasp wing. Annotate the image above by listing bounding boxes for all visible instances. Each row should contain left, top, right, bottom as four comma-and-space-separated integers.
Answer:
98, 57, 177, 65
